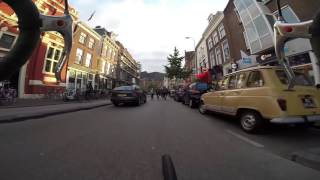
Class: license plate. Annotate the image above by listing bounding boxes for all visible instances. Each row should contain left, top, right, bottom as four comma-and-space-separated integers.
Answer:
118, 94, 127, 97
302, 97, 315, 108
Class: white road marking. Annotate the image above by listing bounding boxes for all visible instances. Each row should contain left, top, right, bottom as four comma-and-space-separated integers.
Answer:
226, 130, 264, 148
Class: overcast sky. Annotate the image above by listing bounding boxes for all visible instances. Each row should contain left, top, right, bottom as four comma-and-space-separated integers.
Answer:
69, 0, 228, 72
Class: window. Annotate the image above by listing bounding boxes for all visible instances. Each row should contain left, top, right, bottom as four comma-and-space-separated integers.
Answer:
0, 33, 16, 49
209, 50, 216, 66
234, 0, 274, 54
213, 31, 219, 45
44, 47, 62, 73
276, 70, 313, 86
79, 33, 87, 44
274, 6, 300, 23
102, 61, 106, 73
88, 38, 95, 49
222, 40, 230, 62
228, 75, 237, 89
88, 74, 94, 87
85, 53, 92, 67
107, 48, 112, 59
247, 71, 264, 87
75, 48, 83, 64
237, 73, 247, 88
215, 47, 223, 65
218, 24, 226, 39
207, 38, 213, 50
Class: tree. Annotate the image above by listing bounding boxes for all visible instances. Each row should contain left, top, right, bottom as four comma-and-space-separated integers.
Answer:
164, 47, 192, 80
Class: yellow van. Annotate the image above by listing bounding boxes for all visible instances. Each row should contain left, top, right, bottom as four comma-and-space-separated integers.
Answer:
199, 66, 320, 133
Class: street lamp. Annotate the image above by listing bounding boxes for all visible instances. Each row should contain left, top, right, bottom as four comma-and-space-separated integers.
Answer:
185, 36, 197, 79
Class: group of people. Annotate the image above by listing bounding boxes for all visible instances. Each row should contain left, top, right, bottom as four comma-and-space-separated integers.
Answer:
150, 87, 169, 100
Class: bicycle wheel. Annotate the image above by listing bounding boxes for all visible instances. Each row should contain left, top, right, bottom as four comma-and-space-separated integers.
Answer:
0, 0, 40, 80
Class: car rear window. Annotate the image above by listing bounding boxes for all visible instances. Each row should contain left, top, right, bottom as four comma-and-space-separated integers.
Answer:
276, 70, 313, 86
114, 86, 133, 91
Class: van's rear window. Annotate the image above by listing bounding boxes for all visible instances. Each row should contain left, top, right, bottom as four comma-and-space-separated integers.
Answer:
276, 70, 313, 86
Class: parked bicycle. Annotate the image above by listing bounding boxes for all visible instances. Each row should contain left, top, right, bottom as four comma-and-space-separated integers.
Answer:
0, 86, 17, 105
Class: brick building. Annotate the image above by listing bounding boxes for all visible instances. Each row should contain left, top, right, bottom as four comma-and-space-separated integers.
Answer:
66, 21, 101, 91
0, 0, 79, 98
184, 51, 195, 83
195, 0, 320, 82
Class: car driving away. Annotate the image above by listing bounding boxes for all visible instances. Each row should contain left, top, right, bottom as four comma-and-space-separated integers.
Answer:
111, 85, 147, 106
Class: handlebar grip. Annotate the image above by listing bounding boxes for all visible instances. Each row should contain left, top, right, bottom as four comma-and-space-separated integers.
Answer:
0, 0, 41, 80
310, 10, 320, 60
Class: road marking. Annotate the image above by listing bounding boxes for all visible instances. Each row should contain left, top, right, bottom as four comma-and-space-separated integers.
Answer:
226, 130, 264, 148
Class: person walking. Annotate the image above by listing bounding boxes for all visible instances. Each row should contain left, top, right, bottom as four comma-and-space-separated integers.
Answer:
156, 88, 160, 100
150, 88, 154, 100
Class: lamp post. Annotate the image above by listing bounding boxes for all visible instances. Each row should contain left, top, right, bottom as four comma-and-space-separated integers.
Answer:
185, 37, 197, 80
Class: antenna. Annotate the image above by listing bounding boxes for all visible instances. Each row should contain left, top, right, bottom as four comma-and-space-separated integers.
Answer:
276, 0, 283, 21
64, 0, 69, 15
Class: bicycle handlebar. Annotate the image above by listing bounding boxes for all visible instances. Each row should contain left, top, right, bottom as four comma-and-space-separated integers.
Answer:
0, 0, 73, 82
0, 0, 40, 81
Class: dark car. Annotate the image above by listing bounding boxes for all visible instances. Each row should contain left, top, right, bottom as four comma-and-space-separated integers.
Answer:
182, 82, 209, 108
111, 85, 147, 106
174, 86, 188, 102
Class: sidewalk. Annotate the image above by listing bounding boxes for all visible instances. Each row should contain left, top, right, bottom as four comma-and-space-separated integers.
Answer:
0, 98, 71, 109
0, 99, 111, 123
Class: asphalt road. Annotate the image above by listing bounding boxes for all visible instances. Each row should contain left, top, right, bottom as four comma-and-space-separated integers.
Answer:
1, 98, 320, 180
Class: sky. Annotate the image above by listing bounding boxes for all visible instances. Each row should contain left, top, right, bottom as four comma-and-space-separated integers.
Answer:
69, 0, 229, 72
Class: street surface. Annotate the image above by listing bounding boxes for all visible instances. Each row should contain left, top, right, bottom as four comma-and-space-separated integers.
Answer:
1, 98, 320, 180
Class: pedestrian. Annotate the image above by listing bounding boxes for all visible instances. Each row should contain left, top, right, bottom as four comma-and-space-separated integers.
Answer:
156, 88, 160, 100
150, 88, 154, 100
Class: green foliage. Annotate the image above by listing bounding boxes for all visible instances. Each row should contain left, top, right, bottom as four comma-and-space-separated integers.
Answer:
165, 47, 192, 80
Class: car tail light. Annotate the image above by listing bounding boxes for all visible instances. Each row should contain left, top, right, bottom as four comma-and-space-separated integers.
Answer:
277, 98, 287, 111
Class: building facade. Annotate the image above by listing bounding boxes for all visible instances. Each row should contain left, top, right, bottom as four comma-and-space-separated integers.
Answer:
94, 26, 119, 90
116, 41, 140, 86
184, 51, 195, 83
0, 0, 79, 98
66, 21, 101, 92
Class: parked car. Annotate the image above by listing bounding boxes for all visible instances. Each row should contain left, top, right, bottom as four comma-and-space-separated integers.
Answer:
174, 86, 187, 102
182, 82, 209, 108
111, 85, 147, 106
199, 66, 320, 133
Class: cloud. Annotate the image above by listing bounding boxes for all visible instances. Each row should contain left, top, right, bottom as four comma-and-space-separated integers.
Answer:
70, 0, 228, 72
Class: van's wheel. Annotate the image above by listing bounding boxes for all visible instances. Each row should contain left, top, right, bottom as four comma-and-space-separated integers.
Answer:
240, 111, 265, 133
199, 101, 207, 114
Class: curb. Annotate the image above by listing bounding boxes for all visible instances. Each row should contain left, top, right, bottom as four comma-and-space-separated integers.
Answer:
0, 102, 112, 123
